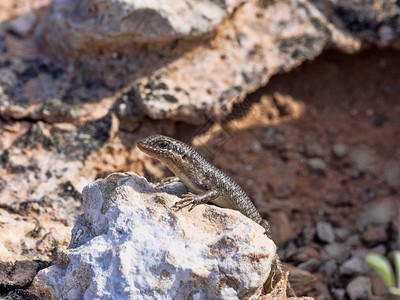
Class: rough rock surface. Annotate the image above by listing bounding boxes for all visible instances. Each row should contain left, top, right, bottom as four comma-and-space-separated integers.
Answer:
325, 0, 400, 48
3, 289, 40, 300
0, 114, 119, 262
5, 12, 38, 37
33, 173, 276, 299
2, 0, 398, 126
31, 0, 360, 124
0, 260, 50, 293
0, 115, 117, 214
37, 0, 246, 48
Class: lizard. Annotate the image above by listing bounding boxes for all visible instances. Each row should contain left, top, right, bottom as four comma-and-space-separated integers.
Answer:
137, 134, 295, 297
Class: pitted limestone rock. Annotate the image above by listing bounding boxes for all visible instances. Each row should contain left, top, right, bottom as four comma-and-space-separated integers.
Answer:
33, 173, 276, 299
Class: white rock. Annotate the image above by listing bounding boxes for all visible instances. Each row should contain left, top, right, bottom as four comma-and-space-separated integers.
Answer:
33, 172, 275, 299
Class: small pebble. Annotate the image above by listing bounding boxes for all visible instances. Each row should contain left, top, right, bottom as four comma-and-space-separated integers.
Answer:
297, 258, 321, 272
332, 144, 348, 158
251, 140, 262, 152
350, 148, 375, 173
289, 245, 322, 263
334, 227, 351, 240
308, 158, 327, 173
319, 260, 337, 277
324, 243, 350, 264
361, 225, 387, 245
316, 221, 335, 243
346, 276, 372, 300
352, 244, 386, 258
339, 256, 369, 276
331, 288, 346, 300
357, 199, 394, 227
304, 141, 324, 157
345, 235, 360, 248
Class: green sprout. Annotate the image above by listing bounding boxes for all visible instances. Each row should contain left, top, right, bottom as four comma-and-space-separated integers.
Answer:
366, 251, 400, 295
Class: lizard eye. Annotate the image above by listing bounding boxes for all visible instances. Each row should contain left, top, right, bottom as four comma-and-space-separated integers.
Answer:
158, 141, 168, 148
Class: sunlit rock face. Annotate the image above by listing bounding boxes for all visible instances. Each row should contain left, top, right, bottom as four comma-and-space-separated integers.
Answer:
33, 173, 275, 299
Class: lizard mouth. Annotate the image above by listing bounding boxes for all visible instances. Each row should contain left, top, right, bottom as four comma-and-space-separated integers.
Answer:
136, 140, 145, 149
136, 138, 160, 156
136, 139, 150, 153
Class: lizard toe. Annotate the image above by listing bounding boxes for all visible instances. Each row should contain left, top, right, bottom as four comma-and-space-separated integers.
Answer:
172, 198, 195, 210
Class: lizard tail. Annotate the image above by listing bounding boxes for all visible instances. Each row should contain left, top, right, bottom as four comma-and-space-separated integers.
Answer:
235, 194, 264, 225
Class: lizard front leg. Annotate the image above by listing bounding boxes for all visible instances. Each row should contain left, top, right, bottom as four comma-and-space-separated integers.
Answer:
172, 189, 219, 212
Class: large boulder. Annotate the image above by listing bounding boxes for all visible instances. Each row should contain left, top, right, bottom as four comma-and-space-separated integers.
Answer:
33, 173, 276, 299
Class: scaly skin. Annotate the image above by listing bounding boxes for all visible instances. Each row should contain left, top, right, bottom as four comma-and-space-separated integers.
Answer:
137, 134, 295, 296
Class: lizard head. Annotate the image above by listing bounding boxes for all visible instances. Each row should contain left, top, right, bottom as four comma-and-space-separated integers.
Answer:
137, 134, 191, 164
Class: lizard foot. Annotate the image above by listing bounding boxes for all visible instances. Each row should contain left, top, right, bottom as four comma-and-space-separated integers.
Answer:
172, 192, 203, 212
